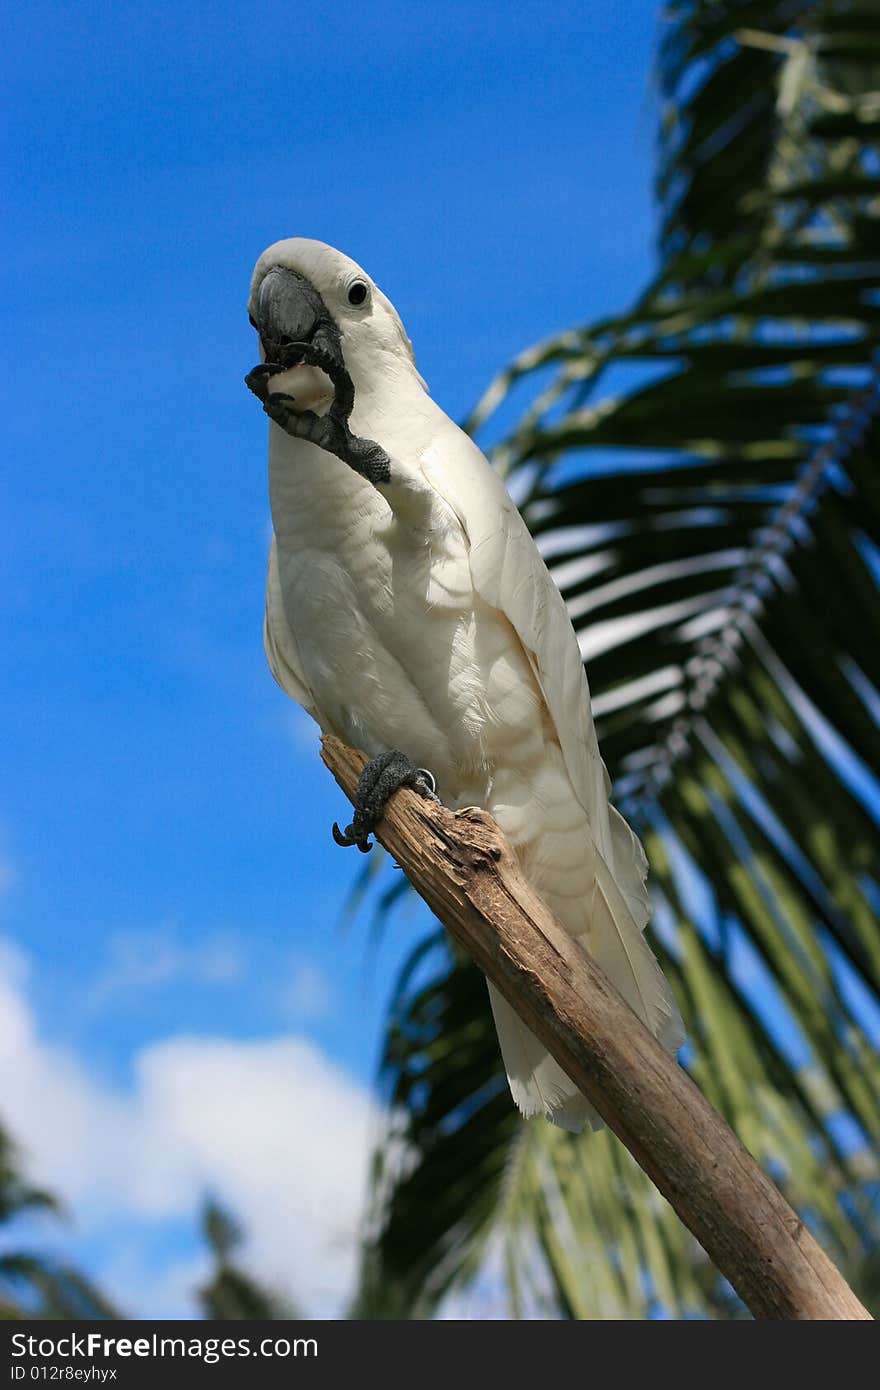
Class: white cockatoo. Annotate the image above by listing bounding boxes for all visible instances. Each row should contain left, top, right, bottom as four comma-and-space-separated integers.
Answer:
246, 238, 684, 1131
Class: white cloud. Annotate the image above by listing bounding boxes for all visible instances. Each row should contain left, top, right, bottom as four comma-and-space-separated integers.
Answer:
0, 940, 373, 1317
83, 926, 245, 1012
277, 960, 334, 1023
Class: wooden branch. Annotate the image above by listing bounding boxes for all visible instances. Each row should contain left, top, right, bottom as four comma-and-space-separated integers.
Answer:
321, 735, 871, 1321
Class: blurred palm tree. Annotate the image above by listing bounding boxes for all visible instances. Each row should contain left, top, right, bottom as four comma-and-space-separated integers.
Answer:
354, 0, 880, 1319
0, 1125, 119, 1319
0, 1128, 294, 1319
197, 1198, 302, 1319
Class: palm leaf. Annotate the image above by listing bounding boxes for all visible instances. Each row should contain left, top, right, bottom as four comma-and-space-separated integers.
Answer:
197, 1198, 301, 1320
357, 0, 880, 1319
0, 1122, 120, 1319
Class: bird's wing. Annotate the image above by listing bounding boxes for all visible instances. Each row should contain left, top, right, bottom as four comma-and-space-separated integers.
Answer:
420, 427, 684, 1052
420, 429, 617, 857
263, 534, 321, 722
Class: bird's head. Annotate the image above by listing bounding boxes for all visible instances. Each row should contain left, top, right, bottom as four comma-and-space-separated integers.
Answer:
246, 238, 425, 417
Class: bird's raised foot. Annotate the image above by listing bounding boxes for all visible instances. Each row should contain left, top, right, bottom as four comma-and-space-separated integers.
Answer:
261, 393, 348, 456
248, 381, 392, 485
244, 361, 287, 401
246, 318, 391, 483
332, 750, 439, 853
295, 331, 355, 416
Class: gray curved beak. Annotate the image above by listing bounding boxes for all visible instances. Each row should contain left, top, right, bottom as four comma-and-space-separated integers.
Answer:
252, 267, 328, 364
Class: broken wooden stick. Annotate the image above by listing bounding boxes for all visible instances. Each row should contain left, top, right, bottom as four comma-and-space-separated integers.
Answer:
321, 735, 871, 1321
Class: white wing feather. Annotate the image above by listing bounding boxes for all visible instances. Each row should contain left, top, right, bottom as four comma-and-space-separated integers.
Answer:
263, 536, 321, 722
420, 430, 685, 1060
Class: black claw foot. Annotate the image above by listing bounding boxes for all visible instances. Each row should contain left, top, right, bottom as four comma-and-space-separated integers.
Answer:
332, 750, 440, 852
263, 396, 390, 485
245, 340, 392, 485
244, 362, 286, 399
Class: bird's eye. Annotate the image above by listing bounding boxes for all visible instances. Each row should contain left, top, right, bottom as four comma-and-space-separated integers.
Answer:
347, 280, 369, 307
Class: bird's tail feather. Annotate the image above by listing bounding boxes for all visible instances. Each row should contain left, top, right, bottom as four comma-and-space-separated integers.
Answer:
490, 847, 684, 1133
487, 984, 601, 1133
589, 851, 685, 1056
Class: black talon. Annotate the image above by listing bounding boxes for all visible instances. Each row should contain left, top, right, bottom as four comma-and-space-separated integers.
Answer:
258, 390, 392, 485
332, 821, 371, 852
246, 313, 391, 484
332, 750, 440, 853
244, 363, 287, 400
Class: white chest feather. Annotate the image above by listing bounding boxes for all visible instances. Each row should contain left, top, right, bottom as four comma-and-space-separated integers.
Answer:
269, 432, 544, 800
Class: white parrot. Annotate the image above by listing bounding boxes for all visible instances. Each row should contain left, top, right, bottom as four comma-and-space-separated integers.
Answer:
246, 238, 684, 1132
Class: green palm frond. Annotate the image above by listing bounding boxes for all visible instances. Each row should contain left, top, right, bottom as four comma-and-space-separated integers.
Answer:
0, 1255, 121, 1320
357, 0, 880, 1319
197, 1197, 301, 1320
0, 1125, 119, 1320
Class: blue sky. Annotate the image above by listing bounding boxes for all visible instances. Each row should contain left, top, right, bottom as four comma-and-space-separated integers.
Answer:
2, 0, 662, 1316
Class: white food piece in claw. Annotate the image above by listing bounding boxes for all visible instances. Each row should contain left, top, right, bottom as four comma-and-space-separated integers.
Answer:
266, 363, 334, 413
